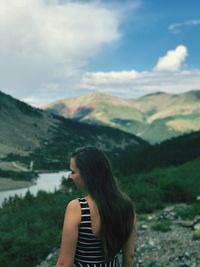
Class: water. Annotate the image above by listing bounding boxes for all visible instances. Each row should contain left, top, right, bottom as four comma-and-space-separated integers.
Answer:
0, 171, 70, 207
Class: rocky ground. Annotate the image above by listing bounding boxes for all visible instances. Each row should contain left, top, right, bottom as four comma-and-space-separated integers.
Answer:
134, 206, 200, 267
36, 205, 200, 267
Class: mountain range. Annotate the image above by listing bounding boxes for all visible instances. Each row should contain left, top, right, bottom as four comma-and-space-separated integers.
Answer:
42, 90, 200, 143
0, 90, 147, 172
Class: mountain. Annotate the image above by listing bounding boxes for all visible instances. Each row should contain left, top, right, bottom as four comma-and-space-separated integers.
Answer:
129, 90, 200, 142
0, 90, 147, 172
43, 92, 145, 122
42, 90, 200, 143
42, 92, 148, 143
0, 91, 56, 158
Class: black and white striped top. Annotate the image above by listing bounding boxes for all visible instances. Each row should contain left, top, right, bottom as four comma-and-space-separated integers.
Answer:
73, 197, 120, 267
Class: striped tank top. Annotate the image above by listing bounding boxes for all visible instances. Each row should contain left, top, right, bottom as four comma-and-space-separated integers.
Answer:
73, 197, 120, 267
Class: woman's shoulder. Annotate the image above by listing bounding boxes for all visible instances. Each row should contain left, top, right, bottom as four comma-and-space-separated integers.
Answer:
65, 198, 82, 224
67, 198, 81, 209
66, 198, 82, 216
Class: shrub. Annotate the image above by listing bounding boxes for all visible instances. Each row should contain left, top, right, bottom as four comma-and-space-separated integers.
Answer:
152, 220, 172, 232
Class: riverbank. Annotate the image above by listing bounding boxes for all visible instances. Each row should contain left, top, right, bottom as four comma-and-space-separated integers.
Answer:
0, 171, 68, 207
0, 177, 34, 191
0, 168, 68, 192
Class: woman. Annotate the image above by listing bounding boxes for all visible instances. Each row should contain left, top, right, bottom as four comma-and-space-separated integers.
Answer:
56, 146, 135, 267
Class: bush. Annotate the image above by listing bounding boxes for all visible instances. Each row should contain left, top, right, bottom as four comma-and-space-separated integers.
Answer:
174, 202, 200, 220
152, 220, 172, 232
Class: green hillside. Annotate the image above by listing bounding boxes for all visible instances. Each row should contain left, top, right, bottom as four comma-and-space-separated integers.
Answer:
120, 156, 200, 212
43, 90, 200, 143
114, 130, 200, 175
0, 90, 147, 180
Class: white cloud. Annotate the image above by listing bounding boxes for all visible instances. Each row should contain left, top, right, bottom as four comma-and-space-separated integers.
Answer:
79, 46, 200, 98
153, 45, 188, 72
80, 69, 200, 98
82, 70, 138, 86
0, 0, 121, 99
169, 19, 200, 34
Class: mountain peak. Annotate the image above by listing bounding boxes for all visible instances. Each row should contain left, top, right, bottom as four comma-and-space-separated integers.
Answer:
88, 91, 121, 101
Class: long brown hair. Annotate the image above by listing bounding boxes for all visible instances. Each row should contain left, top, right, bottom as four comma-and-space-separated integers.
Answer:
70, 146, 135, 260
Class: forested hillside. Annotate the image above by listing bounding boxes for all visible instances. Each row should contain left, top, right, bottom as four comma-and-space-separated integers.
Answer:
114, 130, 200, 175
0, 90, 148, 178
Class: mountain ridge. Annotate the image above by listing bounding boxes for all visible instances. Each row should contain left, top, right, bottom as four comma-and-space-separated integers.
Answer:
0, 90, 147, 171
42, 90, 200, 143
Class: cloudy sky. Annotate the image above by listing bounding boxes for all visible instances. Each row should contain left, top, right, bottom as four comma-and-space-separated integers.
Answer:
1, 0, 200, 106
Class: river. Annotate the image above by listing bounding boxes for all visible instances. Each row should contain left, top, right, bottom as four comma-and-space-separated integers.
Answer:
0, 171, 70, 207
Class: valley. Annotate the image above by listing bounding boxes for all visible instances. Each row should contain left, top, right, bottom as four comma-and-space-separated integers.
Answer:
1, 90, 200, 267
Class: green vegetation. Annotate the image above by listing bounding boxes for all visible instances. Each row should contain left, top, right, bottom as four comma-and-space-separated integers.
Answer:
118, 157, 200, 213
0, 190, 78, 267
152, 220, 172, 232
114, 130, 200, 175
174, 201, 200, 220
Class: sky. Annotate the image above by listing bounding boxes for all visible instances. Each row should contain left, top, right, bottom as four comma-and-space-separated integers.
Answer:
0, 0, 200, 106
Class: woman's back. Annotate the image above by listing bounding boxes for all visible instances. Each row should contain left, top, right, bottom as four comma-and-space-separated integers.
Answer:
85, 195, 101, 238
73, 197, 120, 267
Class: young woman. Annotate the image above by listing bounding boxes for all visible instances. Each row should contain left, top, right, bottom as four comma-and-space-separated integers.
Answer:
56, 146, 135, 267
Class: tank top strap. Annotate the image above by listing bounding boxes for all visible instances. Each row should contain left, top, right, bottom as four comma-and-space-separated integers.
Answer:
78, 197, 92, 224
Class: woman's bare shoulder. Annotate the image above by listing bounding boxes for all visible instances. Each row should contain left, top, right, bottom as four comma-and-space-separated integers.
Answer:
67, 198, 80, 209
65, 199, 81, 223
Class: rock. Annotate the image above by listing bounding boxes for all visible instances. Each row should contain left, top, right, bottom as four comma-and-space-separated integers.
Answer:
157, 207, 177, 221
140, 224, 148, 230
192, 214, 200, 228
46, 253, 53, 261
193, 223, 200, 231
147, 215, 155, 221
148, 239, 155, 247
179, 220, 193, 228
